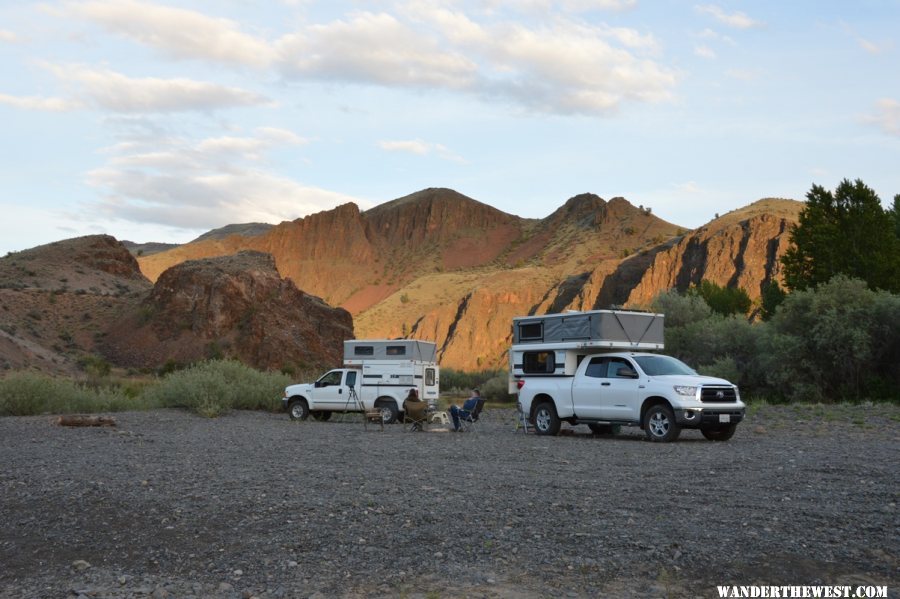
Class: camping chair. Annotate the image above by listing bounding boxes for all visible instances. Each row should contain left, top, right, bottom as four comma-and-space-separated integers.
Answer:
403, 399, 429, 432
457, 398, 485, 432
514, 401, 529, 433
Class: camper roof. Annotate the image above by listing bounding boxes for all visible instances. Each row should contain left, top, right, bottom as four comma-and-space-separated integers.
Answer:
512, 309, 664, 349
343, 339, 438, 363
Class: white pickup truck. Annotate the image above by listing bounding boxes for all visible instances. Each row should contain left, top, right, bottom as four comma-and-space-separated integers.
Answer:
517, 351, 745, 441
282, 339, 439, 424
510, 310, 745, 442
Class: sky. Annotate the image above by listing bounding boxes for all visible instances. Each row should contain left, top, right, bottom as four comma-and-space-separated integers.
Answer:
1, 0, 898, 255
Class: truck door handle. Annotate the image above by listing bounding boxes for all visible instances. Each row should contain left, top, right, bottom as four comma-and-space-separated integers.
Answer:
338, 389, 342, 394
601, 382, 610, 386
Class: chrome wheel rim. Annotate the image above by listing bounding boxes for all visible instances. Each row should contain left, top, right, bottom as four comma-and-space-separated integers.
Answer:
649, 411, 669, 437
290, 404, 305, 419
535, 408, 551, 432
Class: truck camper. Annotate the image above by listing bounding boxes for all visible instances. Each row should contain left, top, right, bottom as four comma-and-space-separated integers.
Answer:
283, 339, 439, 424
510, 310, 745, 442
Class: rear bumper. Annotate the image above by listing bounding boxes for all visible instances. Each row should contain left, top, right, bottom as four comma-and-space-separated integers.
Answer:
675, 407, 744, 427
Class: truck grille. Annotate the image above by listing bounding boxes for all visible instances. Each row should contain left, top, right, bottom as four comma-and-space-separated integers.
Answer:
700, 386, 737, 403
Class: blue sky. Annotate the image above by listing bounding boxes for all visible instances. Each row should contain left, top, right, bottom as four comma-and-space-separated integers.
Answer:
1, 0, 898, 255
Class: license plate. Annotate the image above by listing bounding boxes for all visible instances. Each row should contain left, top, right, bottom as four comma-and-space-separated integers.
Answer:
719, 414, 731, 423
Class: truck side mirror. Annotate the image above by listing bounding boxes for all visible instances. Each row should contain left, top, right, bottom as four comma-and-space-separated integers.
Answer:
618, 368, 639, 379
314, 381, 323, 388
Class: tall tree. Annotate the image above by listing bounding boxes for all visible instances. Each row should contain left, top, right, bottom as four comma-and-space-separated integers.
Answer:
781, 179, 900, 293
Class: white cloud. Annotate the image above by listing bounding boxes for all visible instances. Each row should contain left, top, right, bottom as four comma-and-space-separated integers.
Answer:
43, 64, 268, 113
276, 12, 478, 89
0, 92, 81, 111
498, 0, 637, 13
0, 29, 18, 43
694, 45, 716, 59
85, 129, 369, 230
697, 28, 735, 45
865, 98, 900, 137
695, 4, 762, 29
857, 37, 891, 55
673, 181, 703, 194
64, 0, 276, 67
406, 4, 675, 114
378, 139, 466, 163
725, 68, 763, 81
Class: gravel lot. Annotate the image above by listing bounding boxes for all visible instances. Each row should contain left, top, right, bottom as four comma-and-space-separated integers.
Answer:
1, 405, 898, 598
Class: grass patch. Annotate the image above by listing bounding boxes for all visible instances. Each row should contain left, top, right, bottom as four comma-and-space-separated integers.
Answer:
0, 372, 155, 416
143, 360, 291, 417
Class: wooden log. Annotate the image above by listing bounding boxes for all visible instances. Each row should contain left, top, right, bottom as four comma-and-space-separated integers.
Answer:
56, 415, 117, 427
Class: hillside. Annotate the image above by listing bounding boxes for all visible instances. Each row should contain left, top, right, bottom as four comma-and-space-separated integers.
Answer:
0, 237, 353, 375
135, 189, 802, 370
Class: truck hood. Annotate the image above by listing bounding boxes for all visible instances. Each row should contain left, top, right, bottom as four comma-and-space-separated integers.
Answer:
285, 382, 314, 395
649, 374, 735, 387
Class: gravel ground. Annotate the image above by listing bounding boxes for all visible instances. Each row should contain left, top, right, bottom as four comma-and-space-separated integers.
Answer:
1, 405, 898, 599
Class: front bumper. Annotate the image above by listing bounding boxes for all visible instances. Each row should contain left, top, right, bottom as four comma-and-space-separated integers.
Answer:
281, 397, 289, 411
674, 407, 745, 427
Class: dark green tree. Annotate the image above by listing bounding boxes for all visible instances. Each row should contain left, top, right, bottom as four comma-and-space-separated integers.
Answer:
891, 194, 900, 239
689, 280, 751, 316
781, 179, 900, 292
759, 280, 786, 321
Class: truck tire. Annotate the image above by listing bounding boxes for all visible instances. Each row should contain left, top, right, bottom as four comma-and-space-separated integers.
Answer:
288, 398, 309, 421
375, 399, 399, 424
533, 402, 561, 436
701, 424, 736, 441
312, 411, 332, 422
643, 404, 680, 442
588, 423, 620, 436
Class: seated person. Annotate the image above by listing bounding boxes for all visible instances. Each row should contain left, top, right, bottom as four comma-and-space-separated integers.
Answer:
403, 388, 427, 427
449, 388, 481, 431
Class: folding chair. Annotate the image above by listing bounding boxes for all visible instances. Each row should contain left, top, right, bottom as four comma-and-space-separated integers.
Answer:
403, 399, 429, 432
457, 398, 485, 432
514, 401, 529, 433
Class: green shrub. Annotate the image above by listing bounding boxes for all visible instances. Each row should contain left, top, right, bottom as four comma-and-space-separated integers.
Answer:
480, 373, 514, 403
0, 372, 149, 416
143, 360, 292, 417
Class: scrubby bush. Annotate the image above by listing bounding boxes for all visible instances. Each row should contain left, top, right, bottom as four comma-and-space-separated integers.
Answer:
655, 275, 900, 403
0, 372, 149, 416
440, 368, 506, 395
143, 360, 292, 417
480, 372, 514, 403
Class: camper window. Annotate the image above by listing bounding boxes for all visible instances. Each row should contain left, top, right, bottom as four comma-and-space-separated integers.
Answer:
519, 322, 543, 341
523, 351, 555, 374
425, 368, 436, 386
386, 345, 407, 356
354, 346, 374, 356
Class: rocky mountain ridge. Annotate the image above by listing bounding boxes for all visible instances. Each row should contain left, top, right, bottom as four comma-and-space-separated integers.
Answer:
137, 189, 802, 370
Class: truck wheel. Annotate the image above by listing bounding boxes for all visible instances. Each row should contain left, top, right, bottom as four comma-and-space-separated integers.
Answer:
702, 424, 736, 441
588, 423, 619, 436
312, 411, 332, 422
288, 398, 309, 421
643, 404, 680, 442
533, 402, 561, 436
376, 400, 399, 424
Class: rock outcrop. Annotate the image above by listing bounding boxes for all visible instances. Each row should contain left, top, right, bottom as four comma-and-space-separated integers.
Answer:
102, 251, 353, 371
121, 192, 803, 371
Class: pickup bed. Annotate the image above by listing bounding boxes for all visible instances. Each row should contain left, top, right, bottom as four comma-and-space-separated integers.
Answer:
517, 352, 745, 442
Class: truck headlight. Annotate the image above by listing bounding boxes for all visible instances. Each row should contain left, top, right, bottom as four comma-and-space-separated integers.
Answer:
674, 385, 698, 397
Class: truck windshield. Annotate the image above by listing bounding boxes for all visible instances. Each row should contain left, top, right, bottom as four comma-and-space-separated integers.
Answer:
634, 355, 697, 376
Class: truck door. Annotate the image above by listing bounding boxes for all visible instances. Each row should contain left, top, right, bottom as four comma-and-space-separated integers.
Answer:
600, 357, 642, 421
311, 370, 348, 410
571, 357, 609, 419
